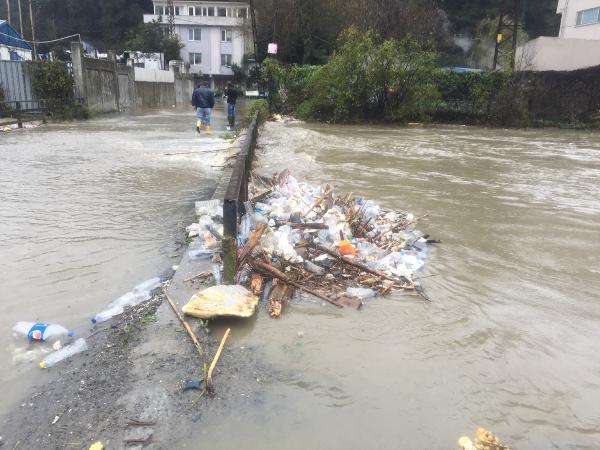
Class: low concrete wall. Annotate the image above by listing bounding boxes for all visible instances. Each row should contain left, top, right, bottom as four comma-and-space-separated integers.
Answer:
118, 65, 135, 110
72, 43, 119, 113
175, 77, 194, 105
72, 42, 194, 112
135, 81, 176, 109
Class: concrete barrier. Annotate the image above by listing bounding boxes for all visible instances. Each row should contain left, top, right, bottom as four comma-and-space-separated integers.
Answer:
72, 42, 194, 113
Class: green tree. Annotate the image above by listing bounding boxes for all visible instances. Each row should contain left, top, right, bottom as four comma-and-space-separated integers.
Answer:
126, 21, 164, 52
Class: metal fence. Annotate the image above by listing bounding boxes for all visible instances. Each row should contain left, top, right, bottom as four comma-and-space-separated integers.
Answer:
0, 60, 34, 103
222, 111, 260, 284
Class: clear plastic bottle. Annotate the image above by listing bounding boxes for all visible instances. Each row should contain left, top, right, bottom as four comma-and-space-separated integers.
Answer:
92, 277, 163, 324
39, 338, 88, 369
13, 322, 74, 342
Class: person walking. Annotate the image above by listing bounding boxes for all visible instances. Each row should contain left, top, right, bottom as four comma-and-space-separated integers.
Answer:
191, 82, 215, 134
225, 83, 239, 131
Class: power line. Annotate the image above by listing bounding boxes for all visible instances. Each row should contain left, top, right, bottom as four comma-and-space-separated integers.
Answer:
0, 30, 81, 44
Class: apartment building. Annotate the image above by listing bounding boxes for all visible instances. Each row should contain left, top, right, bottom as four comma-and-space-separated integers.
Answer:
143, 1, 252, 82
557, 0, 600, 39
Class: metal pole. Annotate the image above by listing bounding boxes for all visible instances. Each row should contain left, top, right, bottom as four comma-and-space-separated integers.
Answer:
6, 0, 11, 25
17, 0, 23, 35
28, 0, 36, 60
510, 0, 520, 71
492, 10, 504, 70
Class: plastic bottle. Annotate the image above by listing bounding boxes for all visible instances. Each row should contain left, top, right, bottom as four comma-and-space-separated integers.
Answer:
13, 322, 74, 342
212, 263, 222, 285
39, 338, 88, 369
92, 277, 163, 324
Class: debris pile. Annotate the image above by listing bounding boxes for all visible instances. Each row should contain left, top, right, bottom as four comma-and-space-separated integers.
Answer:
234, 170, 435, 317
458, 428, 510, 450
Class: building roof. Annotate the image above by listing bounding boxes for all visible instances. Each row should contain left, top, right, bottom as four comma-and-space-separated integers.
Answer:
0, 20, 33, 50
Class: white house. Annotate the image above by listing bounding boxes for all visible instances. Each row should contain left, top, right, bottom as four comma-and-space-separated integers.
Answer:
517, 0, 600, 70
143, 1, 252, 84
0, 20, 33, 61
557, 0, 600, 39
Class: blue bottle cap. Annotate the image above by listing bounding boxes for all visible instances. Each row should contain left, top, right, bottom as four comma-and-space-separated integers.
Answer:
67, 330, 75, 337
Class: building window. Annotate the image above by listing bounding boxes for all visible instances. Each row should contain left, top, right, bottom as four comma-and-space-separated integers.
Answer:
206, 7, 214, 16
576, 7, 600, 26
175, 6, 182, 15
189, 27, 202, 41
217, 7, 227, 17
221, 29, 232, 42
189, 53, 202, 65
154, 5, 164, 15
237, 8, 248, 18
189, 6, 194, 15
221, 54, 232, 67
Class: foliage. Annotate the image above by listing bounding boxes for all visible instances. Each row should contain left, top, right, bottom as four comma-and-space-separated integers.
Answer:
27, 60, 89, 120
231, 64, 247, 85
127, 21, 183, 65
244, 99, 270, 125
0, 84, 10, 114
126, 21, 164, 52
272, 28, 440, 123
162, 34, 184, 65
29, 61, 74, 103
435, 70, 529, 125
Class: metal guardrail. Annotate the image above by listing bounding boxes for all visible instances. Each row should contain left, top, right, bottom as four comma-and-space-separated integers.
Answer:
222, 111, 260, 284
0, 98, 85, 127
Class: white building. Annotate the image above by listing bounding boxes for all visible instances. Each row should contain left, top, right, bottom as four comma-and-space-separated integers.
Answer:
0, 20, 33, 61
143, 1, 252, 83
557, 0, 600, 39
517, 1, 600, 70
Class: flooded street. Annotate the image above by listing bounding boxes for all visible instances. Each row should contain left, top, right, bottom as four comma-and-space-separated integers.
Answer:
0, 106, 231, 414
192, 122, 600, 449
2, 112, 600, 449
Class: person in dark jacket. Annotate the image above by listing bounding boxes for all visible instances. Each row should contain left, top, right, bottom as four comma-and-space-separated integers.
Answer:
225, 83, 239, 131
191, 82, 215, 134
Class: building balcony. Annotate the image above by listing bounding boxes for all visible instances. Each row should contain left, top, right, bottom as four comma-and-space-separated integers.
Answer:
143, 14, 246, 27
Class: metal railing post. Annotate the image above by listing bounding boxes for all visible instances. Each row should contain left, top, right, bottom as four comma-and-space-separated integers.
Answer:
16, 102, 22, 128
221, 110, 260, 285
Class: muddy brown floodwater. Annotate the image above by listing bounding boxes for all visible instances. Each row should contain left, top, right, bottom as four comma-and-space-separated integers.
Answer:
2, 114, 600, 449
189, 121, 600, 450
0, 105, 233, 418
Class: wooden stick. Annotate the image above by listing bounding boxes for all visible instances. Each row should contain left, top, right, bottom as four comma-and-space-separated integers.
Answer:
275, 221, 328, 230
184, 271, 212, 283
162, 287, 203, 356
309, 242, 411, 287
207, 328, 231, 387
252, 259, 354, 309
237, 223, 268, 269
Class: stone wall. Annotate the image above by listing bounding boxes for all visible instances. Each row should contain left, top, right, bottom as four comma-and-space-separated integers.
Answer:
135, 81, 176, 109
71, 42, 194, 113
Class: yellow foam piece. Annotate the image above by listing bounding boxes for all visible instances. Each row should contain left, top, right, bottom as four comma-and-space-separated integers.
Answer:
182, 285, 258, 319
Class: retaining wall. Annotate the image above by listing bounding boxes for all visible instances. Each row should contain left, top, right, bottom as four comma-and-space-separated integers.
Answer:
71, 42, 194, 113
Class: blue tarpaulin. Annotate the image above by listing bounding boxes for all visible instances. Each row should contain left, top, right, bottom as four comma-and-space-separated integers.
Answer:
0, 20, 32, 51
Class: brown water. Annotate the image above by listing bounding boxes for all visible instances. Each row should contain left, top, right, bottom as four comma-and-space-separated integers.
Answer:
0, 106, 232, 413
191, 121, 600, 449
3, 114, 600, 449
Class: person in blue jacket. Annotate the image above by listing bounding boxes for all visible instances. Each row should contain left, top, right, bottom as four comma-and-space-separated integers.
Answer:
191, 82, 215, 134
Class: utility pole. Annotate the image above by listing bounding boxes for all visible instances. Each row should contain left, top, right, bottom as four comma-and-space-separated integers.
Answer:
249, 0, 258, 61
492, 8, 505, 70
166, 0, 175, 36
510, 0, 520, 70
6, 0, 11, 25
17, 0, 23, 35
28, 0, 36, 60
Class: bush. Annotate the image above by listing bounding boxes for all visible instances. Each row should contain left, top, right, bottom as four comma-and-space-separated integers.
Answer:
435, 70, 529, 126
267, 27, 441, 123
244, 99, 269, 125
27, 60, 89, 119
